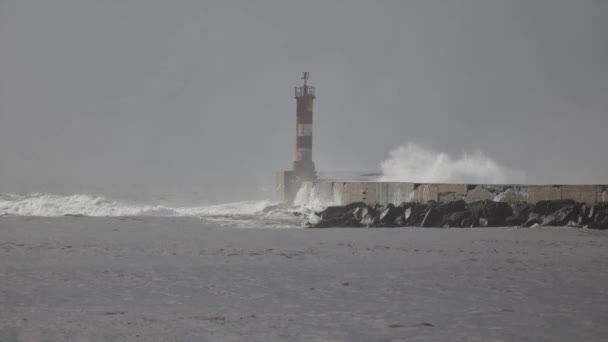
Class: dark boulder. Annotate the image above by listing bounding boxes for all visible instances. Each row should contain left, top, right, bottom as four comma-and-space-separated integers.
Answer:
460, 212, 480, 228
444, 211, 472, 228
420, 200, 467, 227
467, 200, 513, 227
359, 206, 378, 227
506, 202, 532, 226
420, 204, 446, 227
375, 203, 404, 227
485, 201, 513, 226
352, 206, 369, 223
523, 213, 542, 227
541, 204, 581, 226
307, 199, 603, 229
467, 200, 490, 225
437, 199, 467, 213
319, 206, 348, 221
591, 209, 608, 230
343, 202, 367, 211
314, 204, 367, 228
399, 202, 428, 226
532, 200, 575, 216
578, 204, 597, 226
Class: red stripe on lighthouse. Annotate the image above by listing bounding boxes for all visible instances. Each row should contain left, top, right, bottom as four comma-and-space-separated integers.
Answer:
297, 136, 312, 148
297, 111, 313, 124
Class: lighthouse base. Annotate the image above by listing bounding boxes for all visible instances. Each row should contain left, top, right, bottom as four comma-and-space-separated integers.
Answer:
293, 160, 317, 182
274, 165, 318, 204
274, 171, 299, 203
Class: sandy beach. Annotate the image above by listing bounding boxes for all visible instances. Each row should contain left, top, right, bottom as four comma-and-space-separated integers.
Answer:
1, 217, 607, 341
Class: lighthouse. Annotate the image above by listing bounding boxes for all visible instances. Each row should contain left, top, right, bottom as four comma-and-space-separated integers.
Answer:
275, 72, 318, 203
293, 72, 317, 181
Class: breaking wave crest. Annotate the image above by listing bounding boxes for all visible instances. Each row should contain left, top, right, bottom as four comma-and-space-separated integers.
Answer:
378, 142, 526, 184
293, 182, 336, 211
0, 193, 309, 228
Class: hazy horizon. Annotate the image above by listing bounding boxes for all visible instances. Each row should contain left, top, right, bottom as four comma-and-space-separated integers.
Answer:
1, 0, 607, 203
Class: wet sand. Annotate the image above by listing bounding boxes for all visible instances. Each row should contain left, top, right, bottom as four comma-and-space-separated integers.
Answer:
1, 217, 607, 341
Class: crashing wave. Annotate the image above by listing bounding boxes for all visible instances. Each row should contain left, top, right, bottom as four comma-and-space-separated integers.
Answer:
0, 193, 311, 228
293, 182, 337, 211
378, 142, 526, 184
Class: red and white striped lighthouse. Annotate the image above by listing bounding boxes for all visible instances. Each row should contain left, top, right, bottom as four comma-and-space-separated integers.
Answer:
293, 72, 317, 181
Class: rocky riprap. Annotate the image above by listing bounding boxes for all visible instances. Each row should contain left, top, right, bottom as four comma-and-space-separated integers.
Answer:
307, 200, 608, 229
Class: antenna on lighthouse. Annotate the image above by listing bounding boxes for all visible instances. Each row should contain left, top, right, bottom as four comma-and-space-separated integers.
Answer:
302, 72, 309, 85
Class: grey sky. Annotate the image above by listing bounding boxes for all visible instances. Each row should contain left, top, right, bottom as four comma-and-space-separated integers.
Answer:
1, 0, 607, 202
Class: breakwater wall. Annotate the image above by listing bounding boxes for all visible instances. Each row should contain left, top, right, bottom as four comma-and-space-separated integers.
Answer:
296, 181, 608, 206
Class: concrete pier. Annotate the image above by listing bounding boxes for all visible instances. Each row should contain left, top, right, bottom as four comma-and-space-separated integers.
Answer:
297, 181, 608, 205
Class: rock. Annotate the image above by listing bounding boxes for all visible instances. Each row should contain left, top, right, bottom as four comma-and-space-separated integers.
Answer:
358, 206, 377, 227
320, 206, 348, 221
541, 204, 580, 226
505, 215, 524, 226
467, 200, 512, 227
339, 207, 366, 227
394, 214, 407, 227
484, 202, 513, 226
511, 203, 531, 216
506, 202, 532, 226
460, 212, 480, 228
394, 203, 409, 226
352, 206, 369, 222
421, 200, 467, 227
367, 204, 384, 226
343, 202, 367, 212
313, 204, 365, 228
467, 200, 492, 225
523, 213, 542, 227
307, 199, 603, 229
396, 202, 428, 227
376, 203, 404, 227
420, 204, 445, 227
591, 209, 608, 230
444, 211, 472, 228
438, 199, 467, 213
578, 204, 597, 226
532, 200, 575, 216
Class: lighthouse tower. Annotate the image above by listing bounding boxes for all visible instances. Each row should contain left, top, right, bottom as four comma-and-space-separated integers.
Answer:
275, 72, 318, 203
293, 72, 317, 181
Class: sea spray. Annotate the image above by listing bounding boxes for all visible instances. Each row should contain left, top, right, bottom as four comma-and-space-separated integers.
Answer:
0, 193, 313, 228
378, 142, 526, 184
293, 182, 337, 211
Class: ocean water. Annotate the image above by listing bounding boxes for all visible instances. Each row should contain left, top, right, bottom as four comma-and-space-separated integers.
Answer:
0, 192, 315, 228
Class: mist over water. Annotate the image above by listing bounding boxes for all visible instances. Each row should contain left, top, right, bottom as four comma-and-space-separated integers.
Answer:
378, 143, 526, 184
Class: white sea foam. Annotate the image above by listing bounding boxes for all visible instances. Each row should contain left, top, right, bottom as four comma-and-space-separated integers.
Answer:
0, 193, 307, 227
378, 142, 526, 184
293, 182, 336, 211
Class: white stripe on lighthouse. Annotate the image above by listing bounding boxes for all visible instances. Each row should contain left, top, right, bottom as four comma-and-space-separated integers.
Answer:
296, 149, 312, 161
297, 124, 313, 136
